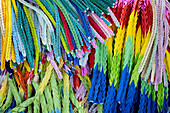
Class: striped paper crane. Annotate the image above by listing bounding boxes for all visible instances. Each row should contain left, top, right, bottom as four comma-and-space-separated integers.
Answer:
86, 0, 116, 106
116, 0, 139, 111
103, 1, 132, 112
124, 0, 154, 112
88, 41, 107, 103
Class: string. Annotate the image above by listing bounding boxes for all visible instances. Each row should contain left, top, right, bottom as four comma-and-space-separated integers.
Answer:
0, 0, 169, 113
